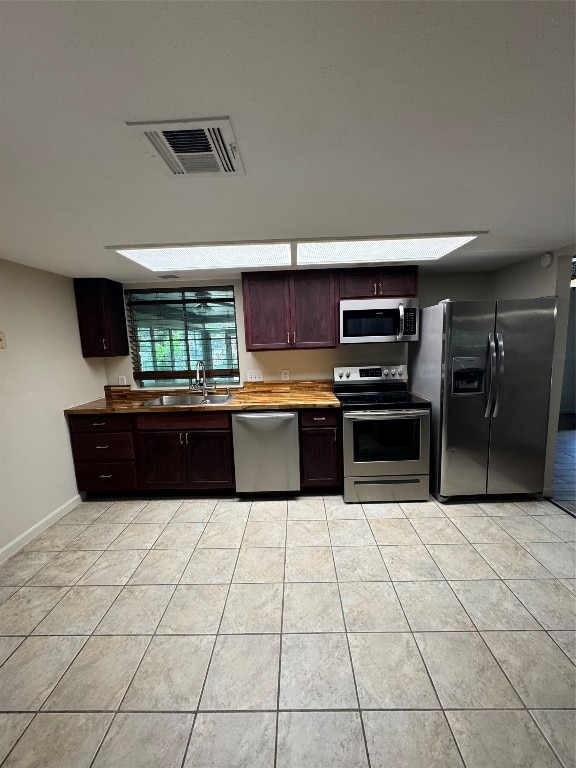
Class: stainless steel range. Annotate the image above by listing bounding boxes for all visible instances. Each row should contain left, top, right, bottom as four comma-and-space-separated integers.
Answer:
333, 365, 431, 503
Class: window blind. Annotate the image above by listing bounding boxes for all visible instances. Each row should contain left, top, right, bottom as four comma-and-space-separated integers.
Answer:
125, 287, 240, 387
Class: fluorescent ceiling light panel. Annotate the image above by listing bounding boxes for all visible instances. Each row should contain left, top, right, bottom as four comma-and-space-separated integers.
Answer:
297, 236, 477, 265
116, 243, 291, 271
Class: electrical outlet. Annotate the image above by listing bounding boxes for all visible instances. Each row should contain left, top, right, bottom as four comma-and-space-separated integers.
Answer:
281, 369, 290, 381
246, 369, 263, 382
118, 376, 127, 386
0, 331, 6, 349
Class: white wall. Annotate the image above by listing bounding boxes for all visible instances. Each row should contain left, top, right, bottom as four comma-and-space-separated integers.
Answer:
0, 259, 107, 559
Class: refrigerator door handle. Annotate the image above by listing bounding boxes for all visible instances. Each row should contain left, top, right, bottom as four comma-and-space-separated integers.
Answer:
484, 333, 497, 418
492, 333, 504, 418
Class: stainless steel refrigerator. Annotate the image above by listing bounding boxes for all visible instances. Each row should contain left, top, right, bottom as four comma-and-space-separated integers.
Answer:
410, 298, 557, 499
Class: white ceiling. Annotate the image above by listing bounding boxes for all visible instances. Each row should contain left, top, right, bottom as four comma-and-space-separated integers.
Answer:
0, 1, 574, 282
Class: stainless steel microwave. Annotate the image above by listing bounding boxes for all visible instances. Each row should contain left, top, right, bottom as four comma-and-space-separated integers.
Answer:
339, 298, 419, 343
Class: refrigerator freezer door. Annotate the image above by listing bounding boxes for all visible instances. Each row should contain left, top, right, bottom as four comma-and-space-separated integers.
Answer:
487, 297, 557, 494
439, 301, 495, 497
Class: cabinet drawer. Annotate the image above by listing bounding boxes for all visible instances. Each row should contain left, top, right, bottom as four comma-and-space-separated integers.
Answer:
300, 410, 339, 427
72, 432, 134, 462
75, 462, 137, 491
69, 414, 132, 433
135, 412, 231, 430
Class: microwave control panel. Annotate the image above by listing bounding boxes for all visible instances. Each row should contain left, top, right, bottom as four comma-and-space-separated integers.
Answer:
403, 308, 418, 336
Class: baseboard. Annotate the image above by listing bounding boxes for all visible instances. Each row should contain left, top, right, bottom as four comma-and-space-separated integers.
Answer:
0, 494, 82, 564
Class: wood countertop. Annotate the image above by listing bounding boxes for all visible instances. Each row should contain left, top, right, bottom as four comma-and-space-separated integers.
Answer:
65, 381, 341, 414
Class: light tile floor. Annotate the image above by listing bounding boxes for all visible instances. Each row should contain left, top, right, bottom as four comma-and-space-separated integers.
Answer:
0, 495, 575, 768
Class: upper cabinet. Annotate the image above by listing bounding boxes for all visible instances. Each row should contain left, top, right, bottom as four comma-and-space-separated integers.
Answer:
241, 273, 292, 350
243, 270, 337, 351
74, 278, 129, 357
339, 266, 418, 298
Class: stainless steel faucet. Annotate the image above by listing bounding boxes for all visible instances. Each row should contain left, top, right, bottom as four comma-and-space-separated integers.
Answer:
195, 360, 215, 397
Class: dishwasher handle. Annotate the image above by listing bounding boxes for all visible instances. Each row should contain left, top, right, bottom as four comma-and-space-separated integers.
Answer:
234, 413, 295, 421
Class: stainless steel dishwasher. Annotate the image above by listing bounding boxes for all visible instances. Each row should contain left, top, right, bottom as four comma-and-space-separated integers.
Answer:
232, 412, 300, 493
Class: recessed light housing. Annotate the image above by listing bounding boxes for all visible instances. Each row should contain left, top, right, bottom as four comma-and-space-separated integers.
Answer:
112, 233, 480, 272
297, 236, 477, 265
116, 243, 292, 271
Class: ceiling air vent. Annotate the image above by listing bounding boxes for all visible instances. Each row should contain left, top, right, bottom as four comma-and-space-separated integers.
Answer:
127, 117, 245, 177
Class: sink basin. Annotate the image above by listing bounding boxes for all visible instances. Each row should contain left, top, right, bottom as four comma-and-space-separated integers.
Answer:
142, 393, 234, 407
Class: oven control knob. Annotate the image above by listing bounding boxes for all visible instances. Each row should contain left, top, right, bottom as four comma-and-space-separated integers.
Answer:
345, 371, 351, 378
383, 369, 389, 376
337, 371, 343, 379
398, 368, 404, 376
391, 368, 397, 376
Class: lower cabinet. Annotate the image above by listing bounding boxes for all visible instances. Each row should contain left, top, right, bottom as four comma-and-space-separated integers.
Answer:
69, 407, 342, 494
135, 413, 235, 491
69, 414, 137, 492
299, 410, 342, 488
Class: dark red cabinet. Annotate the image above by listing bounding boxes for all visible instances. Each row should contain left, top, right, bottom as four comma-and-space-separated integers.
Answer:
292, 271, 337, 348
243, 271, 337, 351
137, 431, 189, 489
299, 410, 342, 488
69, 414, 136, 492
339, 266, 418, 298
73, 278, 129, 357
242, 273, 292, 350
135, 413, 235, 490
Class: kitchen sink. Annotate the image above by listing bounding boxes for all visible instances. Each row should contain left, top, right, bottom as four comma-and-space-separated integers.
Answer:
142, 393, 234, 407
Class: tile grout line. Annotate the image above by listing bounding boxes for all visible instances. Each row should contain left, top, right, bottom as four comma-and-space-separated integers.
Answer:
394, 502, 546, 768
326, 507, 373, 768
417, 535, 576, 767
85, 498, 205, 768
273, 501, 289, 768
30, 500, 177, 768
80, 500, 180, 768
385, 560, 470, 768
178, 498, 253, 768
0, 496, 573, 765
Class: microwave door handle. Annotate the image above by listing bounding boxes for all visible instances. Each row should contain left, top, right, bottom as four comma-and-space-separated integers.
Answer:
492, 333, 504, 418
484, 333, 497, 418
397, 302, 404, 341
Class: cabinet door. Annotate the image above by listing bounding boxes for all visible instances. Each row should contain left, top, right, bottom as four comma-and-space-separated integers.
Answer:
187, 431, 235, 489
242, 273, 291, 350
137, 431, 187, 488
74, 278, 129, 357
339, 270, 379, 298
300, 427, 341, 488
291, 272, 337, 348
376, 266, 418, 297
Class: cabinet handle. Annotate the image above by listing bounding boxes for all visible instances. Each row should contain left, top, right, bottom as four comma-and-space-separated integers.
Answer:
293, 331, 296, 343
185, 432, 189, 445
373, 283, 377, 295
378, 284, 383, 295
287, 332, 290, 344
95, 445, 109, 449
99, 474, 112, 479
92, 422, 106, 426
102, 338, 108, 351
313, 417, 326, 421
179, 432, 183, 445
333, 428, 337, 443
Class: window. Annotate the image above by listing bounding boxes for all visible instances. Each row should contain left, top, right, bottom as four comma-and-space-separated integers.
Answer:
125, 287, 239, 387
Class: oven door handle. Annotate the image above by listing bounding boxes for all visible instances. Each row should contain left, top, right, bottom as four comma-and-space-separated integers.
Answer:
343, 409, 429, 420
